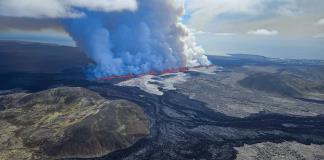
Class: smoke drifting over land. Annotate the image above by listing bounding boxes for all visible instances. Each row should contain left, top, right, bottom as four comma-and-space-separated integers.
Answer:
0, 0, 210, 77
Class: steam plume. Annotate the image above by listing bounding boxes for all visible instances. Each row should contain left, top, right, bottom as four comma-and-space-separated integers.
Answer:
63, 0, 210, 77
0, 0, 210, 77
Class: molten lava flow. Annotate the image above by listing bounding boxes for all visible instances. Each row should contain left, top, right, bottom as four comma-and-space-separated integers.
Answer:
98, 65, 215, 81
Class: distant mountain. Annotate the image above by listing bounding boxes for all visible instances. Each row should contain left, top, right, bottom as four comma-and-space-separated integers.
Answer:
207, 53, 324, 67
228, 54, 269, 61
0, 41, 92, 74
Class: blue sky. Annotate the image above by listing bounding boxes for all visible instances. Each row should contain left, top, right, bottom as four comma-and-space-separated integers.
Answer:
0, 0, 324, 60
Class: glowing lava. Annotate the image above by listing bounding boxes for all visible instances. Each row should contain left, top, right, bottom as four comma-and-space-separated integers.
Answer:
98, 65, 215, 81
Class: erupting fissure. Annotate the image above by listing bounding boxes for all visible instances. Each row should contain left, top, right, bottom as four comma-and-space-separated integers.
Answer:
98, 65, 215, 81
63, 0, 210, 78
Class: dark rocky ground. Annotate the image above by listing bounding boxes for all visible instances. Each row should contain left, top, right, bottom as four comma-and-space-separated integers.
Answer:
0, 87, 149, 160
0, 41, 324, 160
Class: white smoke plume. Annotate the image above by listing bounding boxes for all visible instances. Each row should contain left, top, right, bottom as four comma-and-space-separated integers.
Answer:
0, 0, 210, 77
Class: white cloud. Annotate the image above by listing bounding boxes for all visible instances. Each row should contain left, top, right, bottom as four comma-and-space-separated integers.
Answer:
185, 0, 303, 30
276, 0, 300, 16
314, 34, 324, 39
186, 0, 262, 29
213, 33, 236, 36
194, 30, 207, 35
0, 0, 137, 18
248, 29, 278, 36
318, 18, 324, 25
192, 29, 236, 36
